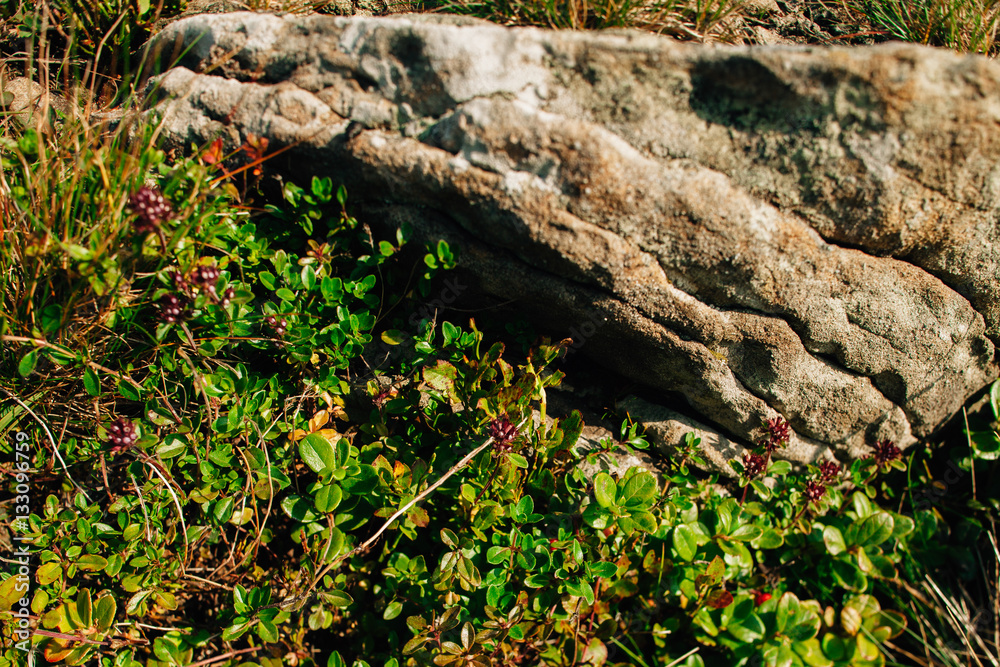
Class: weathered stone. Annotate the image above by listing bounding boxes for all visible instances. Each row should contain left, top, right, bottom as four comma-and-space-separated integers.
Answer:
139, 12, 999, 466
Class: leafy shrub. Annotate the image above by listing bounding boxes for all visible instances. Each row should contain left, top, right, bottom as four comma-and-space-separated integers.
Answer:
1, 3, 1000, 667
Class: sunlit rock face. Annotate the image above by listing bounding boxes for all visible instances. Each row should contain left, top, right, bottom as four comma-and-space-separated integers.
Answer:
142, 11, 999, 467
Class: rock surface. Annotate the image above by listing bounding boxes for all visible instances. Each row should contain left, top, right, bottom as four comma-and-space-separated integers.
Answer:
140, 12, 999, 466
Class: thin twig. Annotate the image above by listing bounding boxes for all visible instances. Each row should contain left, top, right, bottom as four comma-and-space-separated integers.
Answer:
248, 418, 279, 561
143, 459, 189, 575
129, 471, 153, 542
187, 646, 262, 667
965, 406, 977, 500
0, 386, 92, 502
0, 335, 144, 390
269, 420, 527, 612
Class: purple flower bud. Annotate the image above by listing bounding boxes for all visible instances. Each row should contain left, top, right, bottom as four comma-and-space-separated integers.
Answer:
803, 480, 827, 505
868, 440, 902, 469
129, 187, 172, 233
489, 415, 519, 454
158, 293, 189, 323
818, 461, 841, 484
191, 264, 221, 295
264, 314, 287, 337
742, 451, 767, 479
105, 417, 138, 453
761, 417, 790, 453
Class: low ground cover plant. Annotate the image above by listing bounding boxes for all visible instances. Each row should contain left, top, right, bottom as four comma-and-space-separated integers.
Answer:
1, 2, 1000, 667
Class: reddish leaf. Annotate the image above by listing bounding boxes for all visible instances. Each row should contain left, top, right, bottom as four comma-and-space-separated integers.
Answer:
201, 138, 224, 165
706, 589, 734, 609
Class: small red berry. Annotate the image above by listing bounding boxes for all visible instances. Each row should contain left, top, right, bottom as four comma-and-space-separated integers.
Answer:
754, 591, 772, 606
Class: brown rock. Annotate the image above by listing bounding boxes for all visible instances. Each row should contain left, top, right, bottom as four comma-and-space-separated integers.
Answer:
139, 13, 999, 466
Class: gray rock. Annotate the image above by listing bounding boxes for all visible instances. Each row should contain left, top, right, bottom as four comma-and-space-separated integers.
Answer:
139, 12, 999, 466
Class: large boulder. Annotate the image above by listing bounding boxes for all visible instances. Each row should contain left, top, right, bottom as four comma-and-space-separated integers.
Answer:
139, 12, 999, 467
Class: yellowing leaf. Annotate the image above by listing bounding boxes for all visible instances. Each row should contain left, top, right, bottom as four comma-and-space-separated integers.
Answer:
0, 575, 27, 612
309, 410, 330, 432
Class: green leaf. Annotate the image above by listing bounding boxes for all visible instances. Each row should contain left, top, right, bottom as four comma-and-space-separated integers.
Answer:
384, 601, 404, 620
301, 265, 317, 290
381, 329, 406, 345
118, 379, 142, 401
0, 575, 26, 612
157, 434, 187, 459
776, 592, 799, 633
18, 350, 38, 377
726, 614, 765, 643
673, 524, 697, 561
821, 633, 848, 661
853, 513, 894, 548
507, 453, 529, 469
83, 367, 101, 396
753, 528, 784, 549
870, 609, 907, 640
440, 528, 459, 548
326, 589, 353, 608
891, 514, 915, 539
259, 271, 277, 290
589, 561, 618, 579
618, 471, 657, 507
315, 484, 343, 513
300, 433, 337, 473
281, 495, 319, 523
214, 497, 235, 524
559, 410, 584, 450
257, 619, 279, 643
831, 559, 867, 592
525, 573, 549, 588
46, 345, 75, 365
222, 620, 253, 641
851, 491, 874, 519
582, 503, 612, 530
515, 496, 534, 521
792, 638, 833, 667
94, 596, 116, 632
37, 562, 61, 585
76, 589, 93, 627
727, 524, 763, 542
628, 510, 657, 533
768, 460, 792, 476
77, 555, 108, 572
823, 526, 847, 555
593, 472, 617, 508
487, 546, 509, 565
